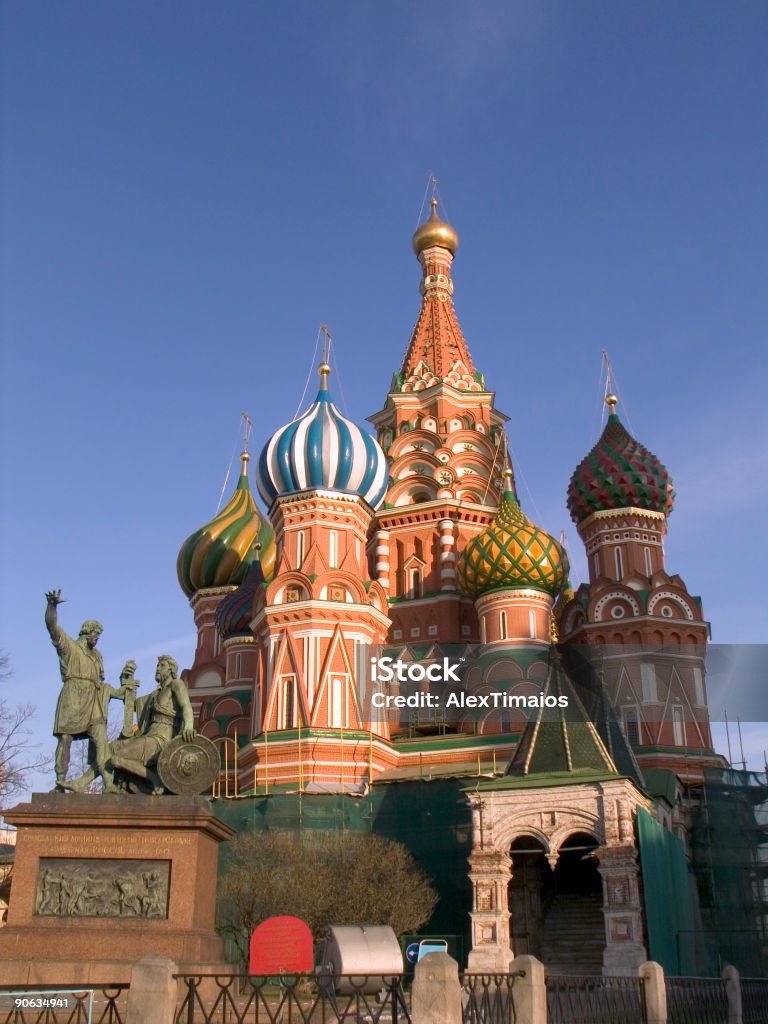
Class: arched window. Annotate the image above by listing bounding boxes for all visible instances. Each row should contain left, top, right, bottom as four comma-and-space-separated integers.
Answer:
643, 546, 652, 575
499, 610, 508, 639
281, 676, 296, 729
410, 569, 421, 599
614, 546, 624, 580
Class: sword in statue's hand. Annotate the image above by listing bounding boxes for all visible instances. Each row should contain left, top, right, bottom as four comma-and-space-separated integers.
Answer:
119, 660, 140, 739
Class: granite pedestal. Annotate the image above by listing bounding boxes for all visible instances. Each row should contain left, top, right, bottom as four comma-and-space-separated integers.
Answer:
0, 793, 234, 985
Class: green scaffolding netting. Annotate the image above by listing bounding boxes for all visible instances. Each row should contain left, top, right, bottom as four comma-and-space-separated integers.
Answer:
637, 806, 698, 975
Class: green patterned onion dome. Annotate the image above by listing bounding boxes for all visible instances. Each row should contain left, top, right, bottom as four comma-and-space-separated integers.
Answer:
567, 398, 675, 524
177, 453, 276, 598
458, 475, 569, 598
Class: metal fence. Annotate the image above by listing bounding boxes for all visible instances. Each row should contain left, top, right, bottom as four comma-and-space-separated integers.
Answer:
742, 977, 768, 1024
546, 974, 647, 1024
461, 973, 520, 1024
0, 986, 127, 1024
666, 977, 728, 1024
174, 974, 411, 1024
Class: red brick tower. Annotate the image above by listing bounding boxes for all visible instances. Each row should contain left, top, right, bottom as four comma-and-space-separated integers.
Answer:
229, 361, 395, 790
560, 392, 719, 783
369, 200, 512, 646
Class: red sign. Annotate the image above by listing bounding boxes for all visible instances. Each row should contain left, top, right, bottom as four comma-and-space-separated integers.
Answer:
249, 915, 314, 975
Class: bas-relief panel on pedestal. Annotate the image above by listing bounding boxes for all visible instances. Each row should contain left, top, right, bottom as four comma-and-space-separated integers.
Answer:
34, 858, 170, 919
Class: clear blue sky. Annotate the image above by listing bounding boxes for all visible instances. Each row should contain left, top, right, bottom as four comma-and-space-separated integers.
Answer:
2, 1, 766, 787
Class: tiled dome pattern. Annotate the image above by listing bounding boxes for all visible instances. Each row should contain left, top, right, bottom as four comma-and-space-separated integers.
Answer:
567, 412, 675, 524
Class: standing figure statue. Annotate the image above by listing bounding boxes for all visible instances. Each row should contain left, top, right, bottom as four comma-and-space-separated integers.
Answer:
45, 590, 131, 793
109, 654, 195, 793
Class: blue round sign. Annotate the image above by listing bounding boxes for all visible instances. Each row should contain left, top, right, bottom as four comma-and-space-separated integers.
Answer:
405, 942, 420, 964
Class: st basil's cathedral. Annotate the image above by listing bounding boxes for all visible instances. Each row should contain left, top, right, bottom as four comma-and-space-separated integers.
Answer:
174, 199, 747, 975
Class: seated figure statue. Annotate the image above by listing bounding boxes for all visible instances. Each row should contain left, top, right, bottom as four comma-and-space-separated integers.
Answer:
109, 654, 195, 794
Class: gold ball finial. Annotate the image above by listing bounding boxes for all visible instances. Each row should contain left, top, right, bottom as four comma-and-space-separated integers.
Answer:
412, 198, 459, 256
605, 393, 618, 411
240, 450, 251, 467
318, 362, 331, 377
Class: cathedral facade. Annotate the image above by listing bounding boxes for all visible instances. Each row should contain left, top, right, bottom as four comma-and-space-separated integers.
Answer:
174, 199, 726, 973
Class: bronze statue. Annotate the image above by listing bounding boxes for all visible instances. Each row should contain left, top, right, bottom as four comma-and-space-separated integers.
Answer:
109, 654, 196, 794
45, 592, 219, 796
45, 590, 131, 793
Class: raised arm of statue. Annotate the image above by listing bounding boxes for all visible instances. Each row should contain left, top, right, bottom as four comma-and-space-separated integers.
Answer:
44, 590, 66, 642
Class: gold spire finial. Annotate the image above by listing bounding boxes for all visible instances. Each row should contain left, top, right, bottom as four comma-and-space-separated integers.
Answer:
318, 324, 332, 380
239, 412, 253, 470
501, 447, 514, 496
602, 351, 618, 413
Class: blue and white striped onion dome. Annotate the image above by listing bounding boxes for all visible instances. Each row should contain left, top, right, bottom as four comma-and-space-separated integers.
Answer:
256, 364, 388, 509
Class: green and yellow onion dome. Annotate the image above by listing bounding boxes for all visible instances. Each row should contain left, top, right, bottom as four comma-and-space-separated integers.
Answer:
458, 472, 569, 599
177, 453, 276, 598
567, 395, 675, 525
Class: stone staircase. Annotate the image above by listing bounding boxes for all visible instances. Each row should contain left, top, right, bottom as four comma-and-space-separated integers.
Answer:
540, 894, 606, 974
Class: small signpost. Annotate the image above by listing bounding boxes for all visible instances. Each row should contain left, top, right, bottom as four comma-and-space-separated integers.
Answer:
249, 916, 314, 975
405, 942, 420, 965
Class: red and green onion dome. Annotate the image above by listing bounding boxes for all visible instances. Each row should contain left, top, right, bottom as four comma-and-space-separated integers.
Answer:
567, 395, 675, 524
458, 471, 570, 599
215, 545, 266, 638
177, 453, 276, 598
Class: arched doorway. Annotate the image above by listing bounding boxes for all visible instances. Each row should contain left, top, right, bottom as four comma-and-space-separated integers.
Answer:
540, 832, 605, 974
508, 836, 553, 958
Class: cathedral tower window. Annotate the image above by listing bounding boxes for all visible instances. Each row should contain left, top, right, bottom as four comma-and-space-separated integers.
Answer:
692, 666, 705, 706
329, 529, 339, 568
280, 676, 296, 729
296, 530, 305, 568
410, 569, 422, 599
529, 610, 537, 639
672, 706, 685, 746
329, 674, 346, 728
500, 610, 508, 639
622, 706, 640, 746
643, 546, 652, 575
641, 663, 658, 703
614, 546, 624, 580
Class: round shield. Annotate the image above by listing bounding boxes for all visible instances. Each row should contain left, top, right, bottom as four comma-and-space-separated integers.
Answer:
157, 735, 220, 795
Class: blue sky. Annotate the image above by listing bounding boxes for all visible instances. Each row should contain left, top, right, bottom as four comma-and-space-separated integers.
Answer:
1, 1, 766, 787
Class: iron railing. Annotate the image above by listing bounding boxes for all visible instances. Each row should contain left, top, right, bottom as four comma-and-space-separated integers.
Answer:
0, 985, 127, 1024
546, 974, 647, 1024
174, 973, 411, 1024
460, 972, 521, 1024
741, 977, 768, 1024
666, 976, 728, 1024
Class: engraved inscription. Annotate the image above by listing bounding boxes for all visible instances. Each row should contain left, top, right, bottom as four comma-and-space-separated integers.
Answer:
34, 858, 170, 919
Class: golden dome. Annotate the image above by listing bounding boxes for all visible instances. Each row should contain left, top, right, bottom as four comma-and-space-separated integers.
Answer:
412, 199, 459, 256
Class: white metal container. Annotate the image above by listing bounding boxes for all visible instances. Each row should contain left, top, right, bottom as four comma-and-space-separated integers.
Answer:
317, 925, 404, 994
